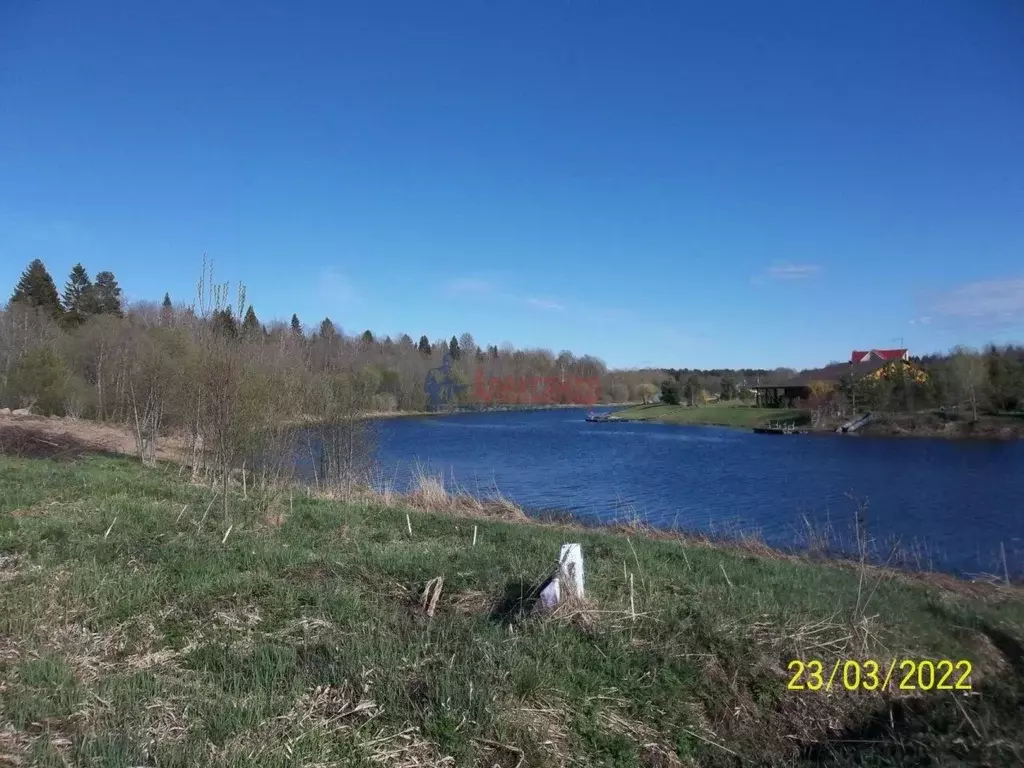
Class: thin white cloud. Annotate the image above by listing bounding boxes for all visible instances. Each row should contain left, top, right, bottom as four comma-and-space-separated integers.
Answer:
445, 277, 567, 312
908, 316, 932, 326
444, 277, 495, 296
523, 296, 565, 311
762, 263, 822, 281
924, 277, 1024, 328
318, 267, 359, 306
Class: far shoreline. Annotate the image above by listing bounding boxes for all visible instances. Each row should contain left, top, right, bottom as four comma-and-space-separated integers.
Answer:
610, 403, 1024, 441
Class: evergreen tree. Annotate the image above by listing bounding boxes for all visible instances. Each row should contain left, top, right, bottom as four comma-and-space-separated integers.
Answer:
242, 305, 260, 336
361, 330, 375, 345
212, 308, 238, 338
10, 259, 64, 320
399, 334, 413, 346
983, 344, 1024, 412
660, 379, 681, 405
290, 314, 303, 337
418, 335, 432, 356
449, 335, 461, 360
319, 318, 337, 340
161, 293, 174, 325
93, 271, 123, 317
62, 263, 95, 325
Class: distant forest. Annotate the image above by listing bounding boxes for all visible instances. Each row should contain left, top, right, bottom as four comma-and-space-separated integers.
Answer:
2, 258, 1022, 425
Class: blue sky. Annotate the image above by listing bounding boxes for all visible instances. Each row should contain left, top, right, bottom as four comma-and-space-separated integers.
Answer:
2, 1, 1023, 369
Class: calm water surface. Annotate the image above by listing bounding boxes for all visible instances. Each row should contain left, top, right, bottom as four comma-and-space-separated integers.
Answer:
311, 409, 1024, 576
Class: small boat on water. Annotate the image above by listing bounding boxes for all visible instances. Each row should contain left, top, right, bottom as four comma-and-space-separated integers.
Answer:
585, 412, 624, 423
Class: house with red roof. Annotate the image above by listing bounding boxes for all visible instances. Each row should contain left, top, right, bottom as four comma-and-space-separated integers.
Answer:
752, 348, 916, 407
850, 349, 908, 364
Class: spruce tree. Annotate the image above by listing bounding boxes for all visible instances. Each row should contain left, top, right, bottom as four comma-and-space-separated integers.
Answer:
449, 335, 461, 360
290, 314, 303, 337
361, 330, 375, 345
11, 259, 64, 320
63, 263, 93, 310
418, 335, 432, 356
242, 305, 260, 336
61, 263, 96, 327
212, 308, 238, 338
319, 318, 337, 340
93, 271, 123, 317
161, 293, 174, 325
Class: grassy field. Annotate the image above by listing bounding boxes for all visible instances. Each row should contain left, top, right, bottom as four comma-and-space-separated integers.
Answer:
614, 402, 807, 429
2, 454, 1024, 766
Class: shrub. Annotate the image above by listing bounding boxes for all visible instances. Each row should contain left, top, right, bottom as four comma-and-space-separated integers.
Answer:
6, 348, 70, 414
660, 379, 681, 405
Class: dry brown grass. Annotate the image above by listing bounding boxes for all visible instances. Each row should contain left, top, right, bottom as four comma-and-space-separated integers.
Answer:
401, 469, 529, 521
308, 468, 530, 523
0, 413, 188, 462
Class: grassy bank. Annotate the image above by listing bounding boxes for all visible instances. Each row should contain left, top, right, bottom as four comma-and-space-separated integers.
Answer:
858, 411, 1024, 440
614, 402, 806, 429
2, 454, 1024, 766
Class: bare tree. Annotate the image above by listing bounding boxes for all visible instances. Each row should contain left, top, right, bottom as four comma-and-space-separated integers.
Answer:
949, 346, 987, 421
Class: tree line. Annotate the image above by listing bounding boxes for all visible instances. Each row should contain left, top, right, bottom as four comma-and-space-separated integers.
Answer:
844, 348, 1024, 419
1, 258, 679, 418
4, 257, 1020, 438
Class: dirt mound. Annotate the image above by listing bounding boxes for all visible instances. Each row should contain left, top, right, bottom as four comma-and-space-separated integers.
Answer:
0, 422, 94, 459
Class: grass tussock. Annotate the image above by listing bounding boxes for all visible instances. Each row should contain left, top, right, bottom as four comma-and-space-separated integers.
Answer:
2, 453, 1024, 766
310, 466, 530, 523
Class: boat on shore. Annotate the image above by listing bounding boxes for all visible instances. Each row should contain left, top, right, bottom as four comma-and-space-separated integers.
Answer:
585, 412, 624, 423
753, 422, 806, 435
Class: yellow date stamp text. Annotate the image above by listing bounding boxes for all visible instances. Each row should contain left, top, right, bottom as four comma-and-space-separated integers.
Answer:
786, 659, 972, 692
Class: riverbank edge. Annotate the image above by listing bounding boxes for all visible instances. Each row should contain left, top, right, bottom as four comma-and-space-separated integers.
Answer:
611, 404, 1024, 440
2, 412, 1017, 586
295, 402, 641, 424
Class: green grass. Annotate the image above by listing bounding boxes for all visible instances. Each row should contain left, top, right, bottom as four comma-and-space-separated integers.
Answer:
614, 402, 807, 429
2, 454, 1024, 766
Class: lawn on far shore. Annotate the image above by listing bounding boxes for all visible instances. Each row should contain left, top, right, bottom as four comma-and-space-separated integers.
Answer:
614, 401, 806, 429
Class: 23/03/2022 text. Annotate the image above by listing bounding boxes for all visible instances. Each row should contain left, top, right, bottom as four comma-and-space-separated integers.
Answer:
786, 659, 973, 692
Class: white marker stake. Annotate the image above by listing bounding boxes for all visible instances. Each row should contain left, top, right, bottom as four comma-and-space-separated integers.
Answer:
539, 543, 585, 608
630, 573, 636, 620
559, 543, 585, 600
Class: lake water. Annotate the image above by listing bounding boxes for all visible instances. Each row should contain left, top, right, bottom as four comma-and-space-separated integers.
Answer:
308, 409, 1024, 577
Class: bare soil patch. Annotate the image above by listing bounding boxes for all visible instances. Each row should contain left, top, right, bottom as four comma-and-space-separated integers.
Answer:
0, 414, 186, 462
